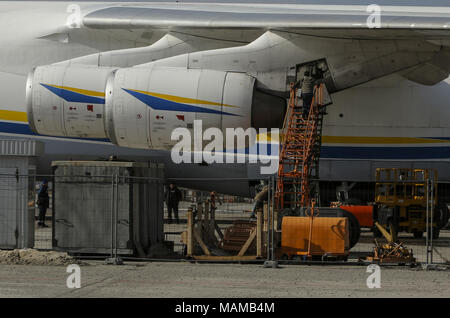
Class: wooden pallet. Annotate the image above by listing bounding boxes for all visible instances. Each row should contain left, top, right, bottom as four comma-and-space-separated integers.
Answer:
185, 208, 264, 260
221, 220, 257, 252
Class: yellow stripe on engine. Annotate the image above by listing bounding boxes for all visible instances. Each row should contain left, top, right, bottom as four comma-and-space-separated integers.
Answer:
128, 89, 239, 108
0, 110, 28, 123
45, 84, 105, 97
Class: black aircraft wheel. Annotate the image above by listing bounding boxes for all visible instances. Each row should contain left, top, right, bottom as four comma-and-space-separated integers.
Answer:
341, 210, 361, 249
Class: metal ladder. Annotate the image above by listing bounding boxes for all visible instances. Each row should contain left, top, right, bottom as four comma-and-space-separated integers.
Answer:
276, 83, 326, 210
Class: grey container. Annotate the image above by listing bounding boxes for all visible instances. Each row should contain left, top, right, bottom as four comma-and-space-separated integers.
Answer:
0, 139, 44, 249
51, 161, 165, 256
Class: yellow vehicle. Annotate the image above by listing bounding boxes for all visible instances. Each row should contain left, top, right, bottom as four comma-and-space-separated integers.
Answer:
374, 168, 448, 240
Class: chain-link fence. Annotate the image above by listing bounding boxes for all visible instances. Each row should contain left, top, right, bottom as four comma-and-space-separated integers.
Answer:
0, 171, 270, 263
162, 177, 274, 262
300, 179, 450, 265
0, 173, 36, 250
0, 171, 449, 266
33, 174, 52, 250
163, 183, 258, 257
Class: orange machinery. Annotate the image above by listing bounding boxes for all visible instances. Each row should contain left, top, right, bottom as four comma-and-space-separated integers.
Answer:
276, 83, 351, 260
280, 216, 350, 259
339, 205, 374, 229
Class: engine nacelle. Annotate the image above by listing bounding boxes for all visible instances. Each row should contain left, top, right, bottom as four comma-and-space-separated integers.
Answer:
105, 66, 259, 149
27, 64, 285, 149
27, 65, 116, 139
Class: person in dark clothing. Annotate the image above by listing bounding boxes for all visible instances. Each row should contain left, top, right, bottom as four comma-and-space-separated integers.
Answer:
165, 183, 182, 224
37, 179, 50, 227
250, 184, 269, 219
300, 71, 315, 119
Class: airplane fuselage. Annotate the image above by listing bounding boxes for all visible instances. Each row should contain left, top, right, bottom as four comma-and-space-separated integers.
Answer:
1, 1, 450, 196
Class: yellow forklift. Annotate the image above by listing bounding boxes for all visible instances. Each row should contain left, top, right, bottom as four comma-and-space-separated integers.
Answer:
373, 168, 448, 240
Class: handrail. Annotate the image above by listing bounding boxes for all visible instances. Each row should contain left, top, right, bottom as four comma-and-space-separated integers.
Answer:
276, 83, 325, 209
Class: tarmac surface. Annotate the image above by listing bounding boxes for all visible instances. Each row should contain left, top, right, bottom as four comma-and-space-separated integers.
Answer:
22, 203, 450, 298
0, 261, 449, 298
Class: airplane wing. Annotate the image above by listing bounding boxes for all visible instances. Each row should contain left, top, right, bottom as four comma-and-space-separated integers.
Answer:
22, 3, 450, 161
83, 5, 450, 41
81, 4, 450, 87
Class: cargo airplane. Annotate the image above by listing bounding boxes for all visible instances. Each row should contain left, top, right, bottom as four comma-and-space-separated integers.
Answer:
1, 0, 450, 196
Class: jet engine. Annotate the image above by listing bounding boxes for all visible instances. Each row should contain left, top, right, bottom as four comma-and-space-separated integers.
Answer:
27, 64, 285, 149
26, 64, 117, 139
107, 66, 253, 149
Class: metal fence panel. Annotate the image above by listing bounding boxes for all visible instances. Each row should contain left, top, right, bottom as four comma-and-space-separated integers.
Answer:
53, 175, 117, 253
425, 181, 450, 265
0, 169, 18, 249
0, 170, 448, 266
162, 179, 261, 258
50, 161, 165, 257
0, 171, 35, 249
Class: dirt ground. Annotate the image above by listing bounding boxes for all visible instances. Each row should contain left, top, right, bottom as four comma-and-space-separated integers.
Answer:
18, 203, 450, 298
0, 249, 83, 266
0, 260, 448, 298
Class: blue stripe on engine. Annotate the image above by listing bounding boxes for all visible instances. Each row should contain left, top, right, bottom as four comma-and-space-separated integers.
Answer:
122, 89, 239, 116
40, 84, 105, 104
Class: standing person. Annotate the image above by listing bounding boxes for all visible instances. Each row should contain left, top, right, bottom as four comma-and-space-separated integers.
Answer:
165, 183, 182, 224
37, 179, 50, 228
300, 71, 315, 119
208, 191, 222, 214
250, 184, 269, 219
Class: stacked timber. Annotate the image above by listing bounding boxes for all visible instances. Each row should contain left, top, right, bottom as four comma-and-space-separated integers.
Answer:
220, 221, 257, 253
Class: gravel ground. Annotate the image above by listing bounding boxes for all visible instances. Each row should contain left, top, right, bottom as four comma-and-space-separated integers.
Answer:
0, 261, 448, 298
0, 249, 84, 266
21, 202, 450, 298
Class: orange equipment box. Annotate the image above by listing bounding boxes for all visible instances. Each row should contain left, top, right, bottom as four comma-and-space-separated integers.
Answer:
281, 217, 349, 257
340, 205, 374, 228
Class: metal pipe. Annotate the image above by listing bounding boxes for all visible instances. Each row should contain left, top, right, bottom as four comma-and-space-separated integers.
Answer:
115, 174, 119, 259
271, 176, 275, 261
425, 179, 430, 265
267, 178, 271, 260
431, 178, 434, 264
110, 174, 115, 259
